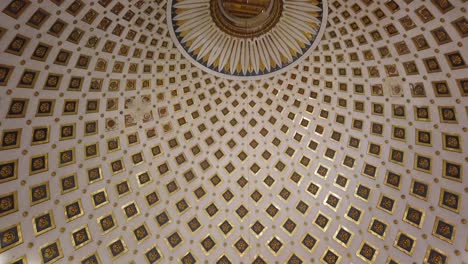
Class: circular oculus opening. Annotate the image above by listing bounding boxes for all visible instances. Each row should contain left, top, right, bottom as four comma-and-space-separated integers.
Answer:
211, 0, 282, 38
220, 0, 272, 19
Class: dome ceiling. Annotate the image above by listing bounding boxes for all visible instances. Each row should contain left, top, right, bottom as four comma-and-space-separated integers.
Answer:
0, 0, 467, 264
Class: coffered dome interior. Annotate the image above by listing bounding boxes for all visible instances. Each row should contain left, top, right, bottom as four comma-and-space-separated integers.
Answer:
0, 0, 467, 264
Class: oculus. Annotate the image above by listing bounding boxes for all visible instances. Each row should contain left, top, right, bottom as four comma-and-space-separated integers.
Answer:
168, 0, 327, 79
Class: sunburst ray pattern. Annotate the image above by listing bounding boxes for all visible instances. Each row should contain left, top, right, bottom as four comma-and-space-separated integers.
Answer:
168, 0, 327, 79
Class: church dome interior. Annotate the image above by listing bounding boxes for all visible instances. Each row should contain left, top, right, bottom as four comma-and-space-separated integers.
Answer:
0, 0, 467, 263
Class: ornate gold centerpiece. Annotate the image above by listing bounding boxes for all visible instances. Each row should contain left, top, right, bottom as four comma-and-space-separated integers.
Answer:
211, 0, 282, 38
222, 0, 270, 18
